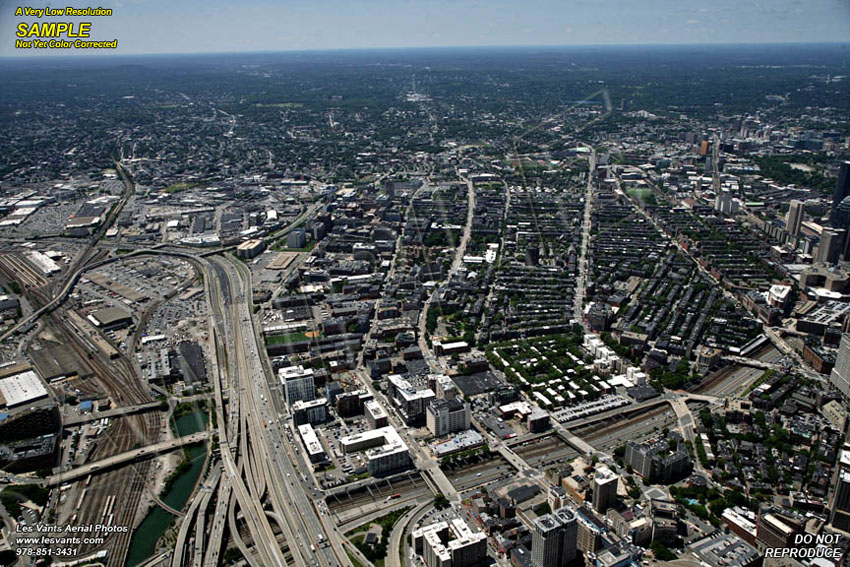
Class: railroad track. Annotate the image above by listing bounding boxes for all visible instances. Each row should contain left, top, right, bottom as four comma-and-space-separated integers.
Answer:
327, 474, 429, 513
43, 308, 159, 565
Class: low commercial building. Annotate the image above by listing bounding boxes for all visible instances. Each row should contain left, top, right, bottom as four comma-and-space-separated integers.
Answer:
689, 532, 761, 567
0, 295, 20, 312
412, 518, 487, 567
26, 250, 62, 274
430, 430, 485, 458
339, 426, 411, 476
433, 341, 470, 357
297, 423, 326, 464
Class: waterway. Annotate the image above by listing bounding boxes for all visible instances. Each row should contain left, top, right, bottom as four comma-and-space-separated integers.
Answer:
125, 408, 209, 567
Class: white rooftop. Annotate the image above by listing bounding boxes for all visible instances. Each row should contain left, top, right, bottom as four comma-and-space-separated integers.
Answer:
0, 370, 48, 408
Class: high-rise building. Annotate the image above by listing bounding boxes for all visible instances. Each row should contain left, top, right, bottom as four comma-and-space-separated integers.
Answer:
831, 448, 850, 532
532, 508, 578, 567
287, 228, 307, 249
279, 365, 316, 406
816, 227, 846, 265
785, 199, 804, 237
426, 399, 470, 437
831, 161, 850, 225
592, 466, 619, 513
757, 510, 803, 550
624, 434, 690, 483
715, 190, 733, 215
835, 196, 850, 231
412, 517, 487, 567
830, 335, 850, 401
575, 507, 605, 553
387, 374, 436, 424
833, 473, 850, 532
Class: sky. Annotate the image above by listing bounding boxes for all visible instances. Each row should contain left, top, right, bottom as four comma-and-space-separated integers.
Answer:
1, 0, 849, 57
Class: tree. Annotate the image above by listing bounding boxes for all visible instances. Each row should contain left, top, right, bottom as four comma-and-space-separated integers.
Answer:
651, 541, 676, 561
434, 494, 450, 510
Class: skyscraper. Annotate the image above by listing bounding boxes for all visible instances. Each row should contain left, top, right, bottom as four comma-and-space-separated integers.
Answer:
785, 199, 804, 238
831, 161, 850, 226
831, 448, 850, 531
831, 334, 850, 401
532, 508, 578, 567
835, 196, 850, 231
816, 228, 846, 265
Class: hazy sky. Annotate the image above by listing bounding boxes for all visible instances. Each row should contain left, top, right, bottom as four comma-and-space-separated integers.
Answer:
2, 0, 849, 57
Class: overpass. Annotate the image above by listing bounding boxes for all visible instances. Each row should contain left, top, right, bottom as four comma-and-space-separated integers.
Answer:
545, 393, 719, 434
62, 401, 163, 428
324, 470, 423, 501
46, 432, 210, 486
550, 398, 669, 430
721, 355, 785, 371
553, 425, 596, 455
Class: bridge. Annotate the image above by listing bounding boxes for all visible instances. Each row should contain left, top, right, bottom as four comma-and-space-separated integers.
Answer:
62, 401, 164, 428
46, 432, 210, 486
550, 398, 669, 430
324, 470, 422, 501
721, 355, 785, 371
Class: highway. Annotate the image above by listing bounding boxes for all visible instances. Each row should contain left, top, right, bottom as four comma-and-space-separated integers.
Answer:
46, 432, 209, 486
203, 256, 290, 567
171, 464, 221, 567
206, 254, 349, 567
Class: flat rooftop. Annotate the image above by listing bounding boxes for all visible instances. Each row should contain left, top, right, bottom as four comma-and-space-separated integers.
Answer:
0, 370, 49, 408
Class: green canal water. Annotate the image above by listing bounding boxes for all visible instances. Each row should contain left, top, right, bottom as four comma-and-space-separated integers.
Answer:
125, 409, 209, 567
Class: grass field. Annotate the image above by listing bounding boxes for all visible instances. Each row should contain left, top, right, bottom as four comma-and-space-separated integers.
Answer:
163, 182, 198, 194
626, 186, 657, 205
265, 331, 320, 345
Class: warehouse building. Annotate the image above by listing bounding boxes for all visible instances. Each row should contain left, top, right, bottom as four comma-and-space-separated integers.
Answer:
88, 306, 133, 331
0, 370, 49, 409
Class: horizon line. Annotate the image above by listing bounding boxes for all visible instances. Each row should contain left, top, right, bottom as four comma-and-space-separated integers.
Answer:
1, 40, 848, 62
